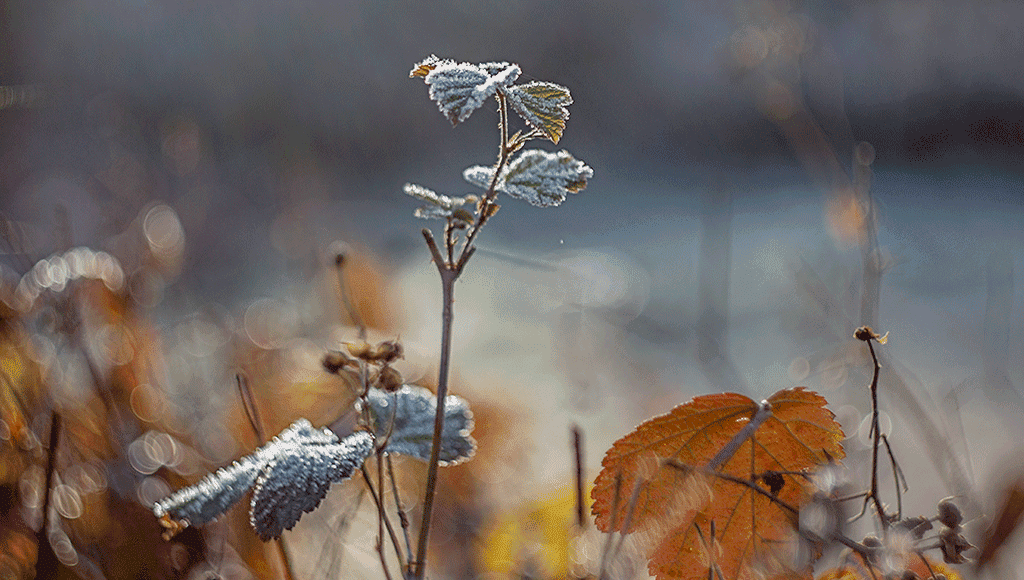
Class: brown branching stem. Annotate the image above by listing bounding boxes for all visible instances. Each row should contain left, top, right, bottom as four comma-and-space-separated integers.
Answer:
412, 92, 515, 580
865, 335, 890, 533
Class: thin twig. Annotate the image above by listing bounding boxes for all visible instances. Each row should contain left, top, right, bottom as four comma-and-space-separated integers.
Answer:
235, 374, 296, 580
333, 248, 366, 340
881, 434, 908, 520
664, 459, 800, 515
706, 400, 772, 470
865, 336, 889, 531
34, 410, 61, 579
361, 465, 405, 573
572, 424, 585, 529
596, 473, 623, 580
236, 374, 265, 443
412, 264, 458, 578
386, 454, 415, 561
609, 478, 644, 565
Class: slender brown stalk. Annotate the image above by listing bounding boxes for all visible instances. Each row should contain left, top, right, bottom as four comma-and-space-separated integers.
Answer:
361, 465, 405, 574
34, 410, 61, 579
412, 262, 457, 578
333, 247, 367, 340
572, 425, 585, 529
235, 374, 296, 580
412, 92, 514, 580
865, 337, 889, 532
386, 454, 415, 560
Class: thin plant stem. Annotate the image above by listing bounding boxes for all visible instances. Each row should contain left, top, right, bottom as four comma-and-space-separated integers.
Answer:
413, 91, 515, 579
881, 434, 907, 520
572, 424, 585, 529
334, 249, 367, 340
386, 454, 415, 561
34, 410, 61, 579
596, 473, 624, 580
235, 374, 296, 580
361, 465, 405, 573
866, 337, 889, 532
706, 400, 772, 471
412, 260, 458, 578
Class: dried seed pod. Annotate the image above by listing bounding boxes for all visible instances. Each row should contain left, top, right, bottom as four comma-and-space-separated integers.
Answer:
896, 515, 933, 539
368, 339, 403, 364
375, 366, 404, 392
937, 497, 963, 529
939, 527, 974, 564
323, 350, 357, 374
346, 341, 372, 359
862, 534, 882, 548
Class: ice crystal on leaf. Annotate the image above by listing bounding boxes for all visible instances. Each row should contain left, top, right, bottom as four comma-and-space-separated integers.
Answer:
403, 183, 476, 223
361, 385, 476, 465
250, 431, 373, 540
464, 149, 593, 207
504, 81, 573, 144
152, 419, 373, 537
420, 61, 521, 125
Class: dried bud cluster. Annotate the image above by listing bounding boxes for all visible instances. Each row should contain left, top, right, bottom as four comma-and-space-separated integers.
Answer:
934, 497, 973, 564
323, 338, 406, 392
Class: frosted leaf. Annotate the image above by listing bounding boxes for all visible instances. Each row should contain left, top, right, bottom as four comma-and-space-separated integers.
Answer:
152, 419, 373, 538
410, 54, 452, 78
504, 81, 573, 144
462, 165, 496, 190
479, 61, 513, 75
250, 431, 373, 540
361, 385, 475, 465
464, 150, 593, 207
422, 61, 521, 125
403, 183, 476, 223
152, 455, 263, 527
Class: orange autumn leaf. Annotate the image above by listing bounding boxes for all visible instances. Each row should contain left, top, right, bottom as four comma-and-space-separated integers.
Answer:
592, 388, 845, 580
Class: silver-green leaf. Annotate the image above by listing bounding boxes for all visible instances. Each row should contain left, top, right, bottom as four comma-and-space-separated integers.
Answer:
403, 183, 476, 223
361, 385, 475, 465
463, 149, 593, 207
250, 431, 373, 540
153, 419, 373, 538
503, 81, 573, 144
421, 61, 521, 125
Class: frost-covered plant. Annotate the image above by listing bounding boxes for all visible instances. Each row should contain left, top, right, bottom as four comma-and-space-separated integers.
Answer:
403, 55, 592, 579
153, 356, 475, 541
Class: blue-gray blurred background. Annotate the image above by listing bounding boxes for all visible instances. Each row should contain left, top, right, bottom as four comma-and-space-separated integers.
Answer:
2, 1, 1024, 576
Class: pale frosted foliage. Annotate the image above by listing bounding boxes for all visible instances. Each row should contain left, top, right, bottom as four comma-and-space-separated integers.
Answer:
504, 81, 573, 144
462, 166, 494, 190
409, 54, 452, 78
422, 61, 521, 125
152, 455, 263, 527
152, 419, 373, 536
403, 183, 476, 222
361, 385, 476, 465
250, 431, 373, 540
464, 149, 593, 207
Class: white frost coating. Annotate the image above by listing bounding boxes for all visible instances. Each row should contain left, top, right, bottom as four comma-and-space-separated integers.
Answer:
503, 81, 573, 143
250, 431, 373, 540
463, 149, 593, 207
361, 385, 476, 465
153, 419, 373, 537
403, 183, 476, 222
423, 62, 520, 125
